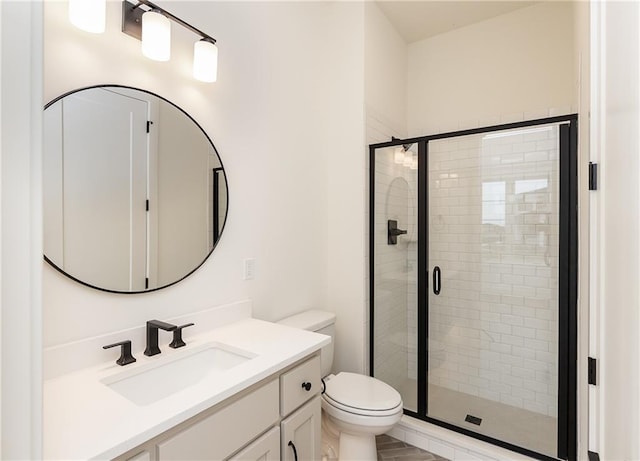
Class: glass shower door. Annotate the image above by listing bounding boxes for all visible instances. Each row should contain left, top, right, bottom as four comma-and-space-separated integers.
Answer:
426, 124, 565, 458
371, 144, 419, 412
370, 116, 576, 460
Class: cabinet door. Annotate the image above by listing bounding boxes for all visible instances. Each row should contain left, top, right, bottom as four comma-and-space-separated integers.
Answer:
125, 450, 152, 461
228, 427, 280, 461
281, 396, 321, 461
158, 379, 279, 460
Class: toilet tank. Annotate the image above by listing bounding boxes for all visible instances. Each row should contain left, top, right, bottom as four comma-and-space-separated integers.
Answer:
277, 310, 335, 377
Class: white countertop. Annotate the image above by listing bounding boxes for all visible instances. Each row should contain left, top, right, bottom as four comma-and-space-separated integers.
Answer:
43, 318, 329, 460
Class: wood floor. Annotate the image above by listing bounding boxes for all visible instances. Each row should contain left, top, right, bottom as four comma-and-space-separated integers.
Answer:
376, 434, 450, 461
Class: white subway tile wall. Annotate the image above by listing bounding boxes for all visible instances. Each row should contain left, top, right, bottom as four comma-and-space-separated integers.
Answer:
367, 108, 417, 406
427, 126, 560, 418
369, 111, 561, 421
372, 146, 418, 401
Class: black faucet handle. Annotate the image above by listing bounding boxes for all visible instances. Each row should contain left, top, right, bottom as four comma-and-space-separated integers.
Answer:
103, 340, 136, 366
169, 323, 195, 349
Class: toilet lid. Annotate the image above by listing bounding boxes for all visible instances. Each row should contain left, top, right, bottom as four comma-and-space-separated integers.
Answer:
324, 372, 402, 412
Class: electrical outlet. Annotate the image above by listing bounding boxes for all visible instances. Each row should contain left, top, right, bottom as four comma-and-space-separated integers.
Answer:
243, 258, 255, 280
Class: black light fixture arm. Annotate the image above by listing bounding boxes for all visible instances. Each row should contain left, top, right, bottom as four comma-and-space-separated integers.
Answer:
123, 0, 216, 44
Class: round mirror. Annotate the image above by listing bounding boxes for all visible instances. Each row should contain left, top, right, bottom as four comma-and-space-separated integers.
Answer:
43, 85, 228, 293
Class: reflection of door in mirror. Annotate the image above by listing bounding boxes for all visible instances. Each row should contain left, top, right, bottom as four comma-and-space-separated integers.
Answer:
44, 86, 226, 293
154, 98, 213, 287
44, 89, 148, 291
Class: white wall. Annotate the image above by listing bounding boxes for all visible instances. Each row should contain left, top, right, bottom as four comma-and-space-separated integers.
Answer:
325, 2, 367, 374
43, 1, 340, 347
1, 2, 43, 458
365, 2, 408, 136
591, 2, 640, 459
407, 2, 577, 136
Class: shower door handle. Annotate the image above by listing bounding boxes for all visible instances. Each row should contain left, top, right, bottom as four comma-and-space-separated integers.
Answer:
433, 266, 441, 295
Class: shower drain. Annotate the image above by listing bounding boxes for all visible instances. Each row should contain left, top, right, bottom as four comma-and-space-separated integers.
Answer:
465, 414, 482, 426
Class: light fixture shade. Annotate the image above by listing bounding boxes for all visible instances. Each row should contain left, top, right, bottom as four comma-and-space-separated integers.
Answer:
142, 10, 171, 62
68, 0, 106, 34
193, 39, 218, 83
403, 152, 413, 167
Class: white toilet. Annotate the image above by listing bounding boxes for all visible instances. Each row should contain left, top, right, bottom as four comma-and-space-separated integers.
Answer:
278, 310, 403, 461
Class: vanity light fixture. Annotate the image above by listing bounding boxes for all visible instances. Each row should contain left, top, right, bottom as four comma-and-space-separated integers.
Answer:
122, 0, 218, 81
141, 9, 171, 61
69, 0, 106, 34
193, 38, 219, 83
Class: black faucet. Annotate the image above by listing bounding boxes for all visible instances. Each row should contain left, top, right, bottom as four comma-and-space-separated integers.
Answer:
103, 340, 136, 366
144, 320, 177, 356
169, 323, 195, 349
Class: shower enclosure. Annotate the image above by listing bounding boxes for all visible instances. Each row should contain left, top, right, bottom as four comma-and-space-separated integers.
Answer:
369, 116, 577, 461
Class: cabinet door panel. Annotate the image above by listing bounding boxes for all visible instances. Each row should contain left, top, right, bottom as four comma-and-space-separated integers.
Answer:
158, 379, 279, 460
125, 450, 152, 461
281, 396, 321, 461
228, 427, 280, 461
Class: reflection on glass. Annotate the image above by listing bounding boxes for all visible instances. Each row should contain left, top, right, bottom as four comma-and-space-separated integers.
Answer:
515, 178, 549, 194
482, 181, 506, 226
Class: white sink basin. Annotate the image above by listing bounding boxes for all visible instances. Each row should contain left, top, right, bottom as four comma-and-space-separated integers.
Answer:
101, 343, 256, 406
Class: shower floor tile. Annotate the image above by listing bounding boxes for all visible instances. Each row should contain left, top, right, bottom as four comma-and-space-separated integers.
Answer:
397, 380, 556, 458
376, 434, 450, 461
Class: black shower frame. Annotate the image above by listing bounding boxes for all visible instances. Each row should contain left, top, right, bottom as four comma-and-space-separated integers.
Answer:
369, 114, 578, 461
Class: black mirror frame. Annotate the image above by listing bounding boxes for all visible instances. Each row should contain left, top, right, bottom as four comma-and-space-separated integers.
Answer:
43, 84, 229, 294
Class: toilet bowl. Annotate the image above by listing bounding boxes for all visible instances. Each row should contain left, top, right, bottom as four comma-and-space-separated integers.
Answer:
277, 310, 403, 460
321, 372, 403, 460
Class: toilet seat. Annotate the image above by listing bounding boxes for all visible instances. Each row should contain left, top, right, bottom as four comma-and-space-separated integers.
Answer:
323, 372, 403, 417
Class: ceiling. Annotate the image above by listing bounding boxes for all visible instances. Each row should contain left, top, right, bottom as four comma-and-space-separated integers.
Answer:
375, 1, 538, 44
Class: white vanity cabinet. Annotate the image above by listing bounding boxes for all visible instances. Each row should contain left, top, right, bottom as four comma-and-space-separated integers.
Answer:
229, 427, 281, 461
281, 396, 321, 461
116, 353, 321, 461
125, 450, 152, 461
280, 355, 322, 461
157, 379, 280, 460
